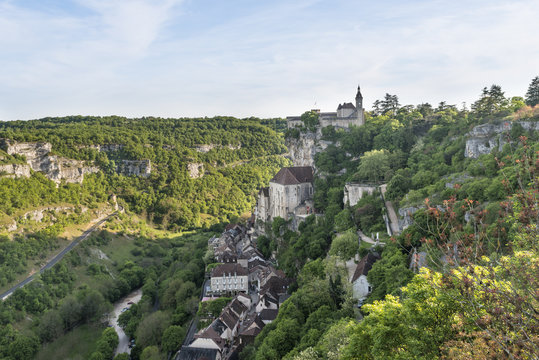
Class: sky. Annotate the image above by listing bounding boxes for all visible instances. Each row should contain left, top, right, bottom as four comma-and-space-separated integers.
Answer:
0, 0, 538, 120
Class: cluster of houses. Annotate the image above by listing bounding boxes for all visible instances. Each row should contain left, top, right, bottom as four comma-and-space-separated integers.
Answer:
176, 224, 290, 360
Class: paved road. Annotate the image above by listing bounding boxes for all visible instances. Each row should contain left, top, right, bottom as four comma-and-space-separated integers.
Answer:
0, 211, 118, 301
111, 288, 142, 356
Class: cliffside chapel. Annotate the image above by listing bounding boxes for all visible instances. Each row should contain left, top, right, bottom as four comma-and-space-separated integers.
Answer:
256, 166, 314, 222
287, 86, 365, 129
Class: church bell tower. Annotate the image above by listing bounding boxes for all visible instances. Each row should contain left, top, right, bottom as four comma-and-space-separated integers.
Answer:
355, 85, 365, 126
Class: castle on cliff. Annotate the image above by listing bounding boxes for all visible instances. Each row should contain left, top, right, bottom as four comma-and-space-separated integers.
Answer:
287, 86, 365, 129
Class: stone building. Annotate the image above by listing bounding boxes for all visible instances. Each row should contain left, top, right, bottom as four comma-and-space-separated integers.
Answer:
210, 263, 249, 295
256, 166, 314, 222
287, 86, 365, 129
350, 252, 380, 303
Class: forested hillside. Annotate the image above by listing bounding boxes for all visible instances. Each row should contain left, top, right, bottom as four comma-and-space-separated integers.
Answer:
243, 78, 539, 360
0, 116, 288, 230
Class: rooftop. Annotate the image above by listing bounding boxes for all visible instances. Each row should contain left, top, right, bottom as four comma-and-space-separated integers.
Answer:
351, 252, 381, 282
211, 263, 248, 277
270, 166, 314, 185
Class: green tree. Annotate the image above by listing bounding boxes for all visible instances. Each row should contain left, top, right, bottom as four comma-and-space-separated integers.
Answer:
136, 311, 170, 348
8, 334, 40, 360
356, 150, 390, 183
300, 111, 319, 132
471, 84, 508, 115
113, 354, 130, 360
334, 208, 355, 232
38, 310, 64, 342
161, 325, 186, 353
525, 75, 539, 106
366, 244, 413, 302
329, 231, 358, 260
140, 346, 161, 360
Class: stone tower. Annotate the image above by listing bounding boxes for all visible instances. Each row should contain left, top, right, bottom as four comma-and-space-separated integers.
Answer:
355, 85, 365, 126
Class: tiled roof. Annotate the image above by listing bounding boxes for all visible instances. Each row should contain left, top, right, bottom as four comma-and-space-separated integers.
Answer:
220, 308, 239, 330
229, 298, 248, 317
351, 252, 381, 282
270, 166, 314, 185
211, 263, 248, 277
176, 346, 220, 360
259, 309, 278, 321
194, 326, 225, 350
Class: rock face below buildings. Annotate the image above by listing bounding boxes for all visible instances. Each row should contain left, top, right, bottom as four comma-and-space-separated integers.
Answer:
286, 132, 318, 167
465, 121, 539, 158
3, 140, 99, 184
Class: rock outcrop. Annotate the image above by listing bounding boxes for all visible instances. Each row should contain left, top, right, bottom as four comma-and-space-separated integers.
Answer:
0, 163, 31, 178
398, 206, 422, 231
465, 121, 539, 158
119, 160, 151, 177
194, 144, 242, 153
81, 144, 124, 152
24, 205, 88, 222
286, 132, 318, 167
2, 140, 99, 183
187, 162, 204, 179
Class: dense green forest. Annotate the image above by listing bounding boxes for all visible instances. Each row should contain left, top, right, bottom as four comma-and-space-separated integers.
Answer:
243, 78, 539, 360
0, 116, 288, 230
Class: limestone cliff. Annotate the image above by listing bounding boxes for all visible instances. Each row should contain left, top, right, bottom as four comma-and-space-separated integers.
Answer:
465, 121, 539, 158
119, 160, 151, 177
2, 140, 99, 183
187, 162, 204, 179
0, 163, 31, 178
285, 132, 318, 167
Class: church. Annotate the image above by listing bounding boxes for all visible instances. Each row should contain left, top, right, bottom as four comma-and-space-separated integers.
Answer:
287, 86, 365, 129
256, 166, 314, 222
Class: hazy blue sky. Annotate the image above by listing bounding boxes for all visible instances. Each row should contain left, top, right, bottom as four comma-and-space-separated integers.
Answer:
1, 0, 538, 120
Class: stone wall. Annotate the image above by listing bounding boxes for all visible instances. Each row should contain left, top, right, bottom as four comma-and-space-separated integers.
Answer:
344, 183, 378, 207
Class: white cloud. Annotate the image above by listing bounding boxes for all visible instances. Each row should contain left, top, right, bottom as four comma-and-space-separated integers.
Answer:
0, 0, 538, 120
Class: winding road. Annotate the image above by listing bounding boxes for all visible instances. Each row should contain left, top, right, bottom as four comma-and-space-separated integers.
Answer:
0, 210, 118, 301
111, 288, 142, 356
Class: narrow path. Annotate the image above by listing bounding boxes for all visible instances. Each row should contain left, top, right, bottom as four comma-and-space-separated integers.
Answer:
379, 184, 400, 235
357, 229, 377, 245
1, 210, 118, 301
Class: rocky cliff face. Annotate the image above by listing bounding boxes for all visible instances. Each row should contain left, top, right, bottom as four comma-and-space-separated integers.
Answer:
465, 121, 539, 158
194, 143, 242, 153
0, 163, 31, 178
3, 140, 99, 183
286, 132, 319, 167
81, 144, 124, 152
187, 162, 204, 178
119, 160, 151, 177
